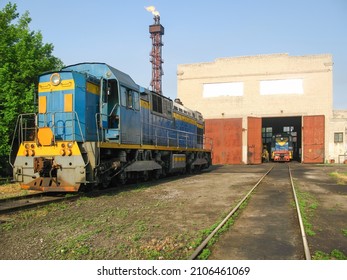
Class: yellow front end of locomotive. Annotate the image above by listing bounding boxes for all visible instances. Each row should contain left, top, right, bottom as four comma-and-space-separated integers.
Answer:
13, 137, 86, 192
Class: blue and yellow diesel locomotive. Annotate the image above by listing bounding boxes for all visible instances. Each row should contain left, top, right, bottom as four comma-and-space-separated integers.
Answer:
270, 133, 293, 162
10, 63, 212, 192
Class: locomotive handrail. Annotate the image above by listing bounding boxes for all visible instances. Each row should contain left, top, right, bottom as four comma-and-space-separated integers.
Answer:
50, 111, 85, 143
141, 120, 211, 150
10, 111, 86, 146
144, 121, 195, 148
95, 112, 119, 166
109, 104, 119, 118
9, 113, 37, 167
38, 111, 85, 143
93, 112, 212, 151
95, 113, 103, 167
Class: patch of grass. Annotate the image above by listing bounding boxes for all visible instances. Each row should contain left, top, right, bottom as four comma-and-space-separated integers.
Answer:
142, 248, 162, 260
329, 172, 347, 185
313, 249, 347, 260
313, 251, 330, 260
342, 229, 347, 237
191, 198, 249, 260
131, 220, 148, 242
0, 221, 15, 231
295, 189, 318, 236
52, 229, 102, 259
130, 184, 151, 193
198, 248, 211, 260
76, 196, 92, 206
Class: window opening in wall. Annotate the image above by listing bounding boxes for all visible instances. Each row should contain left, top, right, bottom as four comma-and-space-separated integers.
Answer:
291, 131, 297, 143
262, 127, 273, 144
334, 132, 343, 143
283, 126, 294, 133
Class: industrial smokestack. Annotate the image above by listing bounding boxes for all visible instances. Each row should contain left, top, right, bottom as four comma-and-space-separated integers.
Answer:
146, 6, 164, 94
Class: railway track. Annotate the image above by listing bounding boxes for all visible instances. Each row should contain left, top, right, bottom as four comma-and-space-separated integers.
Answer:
0, 193, 80, 214
0, 174, 183, 216
0, 177, 168, 215
190, 163, 311, 260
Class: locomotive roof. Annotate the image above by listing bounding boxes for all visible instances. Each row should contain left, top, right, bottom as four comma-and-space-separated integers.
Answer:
62, 62, 139, 90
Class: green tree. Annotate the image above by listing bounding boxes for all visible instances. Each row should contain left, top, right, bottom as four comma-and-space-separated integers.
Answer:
0, 2, 63, 175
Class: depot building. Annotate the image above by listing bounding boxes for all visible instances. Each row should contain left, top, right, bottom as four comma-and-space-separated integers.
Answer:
177, 53, 347, 164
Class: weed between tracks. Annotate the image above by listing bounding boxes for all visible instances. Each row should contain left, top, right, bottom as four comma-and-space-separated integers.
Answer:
312, 249, 347, 260
292, 179, 347, 260
191, 198, 249, 260
292, 186, 318, 237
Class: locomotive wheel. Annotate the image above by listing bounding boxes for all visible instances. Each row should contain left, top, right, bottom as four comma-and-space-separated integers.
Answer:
118, 172, 127, 185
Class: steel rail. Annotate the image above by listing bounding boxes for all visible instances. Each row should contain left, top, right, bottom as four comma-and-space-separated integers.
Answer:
288, 164, 311, 260
188, 165, 274, 260
0, 193, 80, 214
0, 192, 46, 204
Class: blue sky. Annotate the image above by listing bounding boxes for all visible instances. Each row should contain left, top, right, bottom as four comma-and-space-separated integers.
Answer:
3, 0, 347, 108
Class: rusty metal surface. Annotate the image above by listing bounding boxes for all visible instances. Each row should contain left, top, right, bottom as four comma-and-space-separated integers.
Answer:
205, 118, 242, 164
247, 117, 262, 164
21, 177, 80, 192
303, 115, 325, 163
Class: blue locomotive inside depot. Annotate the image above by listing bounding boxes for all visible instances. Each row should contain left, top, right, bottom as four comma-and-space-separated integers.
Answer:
38, 62, 204, 149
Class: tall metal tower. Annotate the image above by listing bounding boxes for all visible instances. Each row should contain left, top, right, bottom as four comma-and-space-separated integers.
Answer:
149, 13, 164, 94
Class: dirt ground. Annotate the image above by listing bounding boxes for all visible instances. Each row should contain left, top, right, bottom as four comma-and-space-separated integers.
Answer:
0, 163, 346, 260
290, 164, 347, 258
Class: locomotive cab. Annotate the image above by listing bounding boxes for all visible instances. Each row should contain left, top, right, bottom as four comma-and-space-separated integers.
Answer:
99, 78, 120, 141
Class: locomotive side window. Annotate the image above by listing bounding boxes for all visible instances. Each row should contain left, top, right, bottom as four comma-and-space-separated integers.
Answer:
151, 93, 172, 118
120, 86, 127, 107
127, 90, 133, 108
163, 99, 172, 118
121, 86, 138, 110
101, 80, 108, 103
133, 91, 140, 111
152, 94, 163, 114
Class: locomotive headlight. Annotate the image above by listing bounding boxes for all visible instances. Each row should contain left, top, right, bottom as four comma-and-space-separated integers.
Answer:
67, 142, 73, 148
25, 143, 30, 149
50, 73, 61, 86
